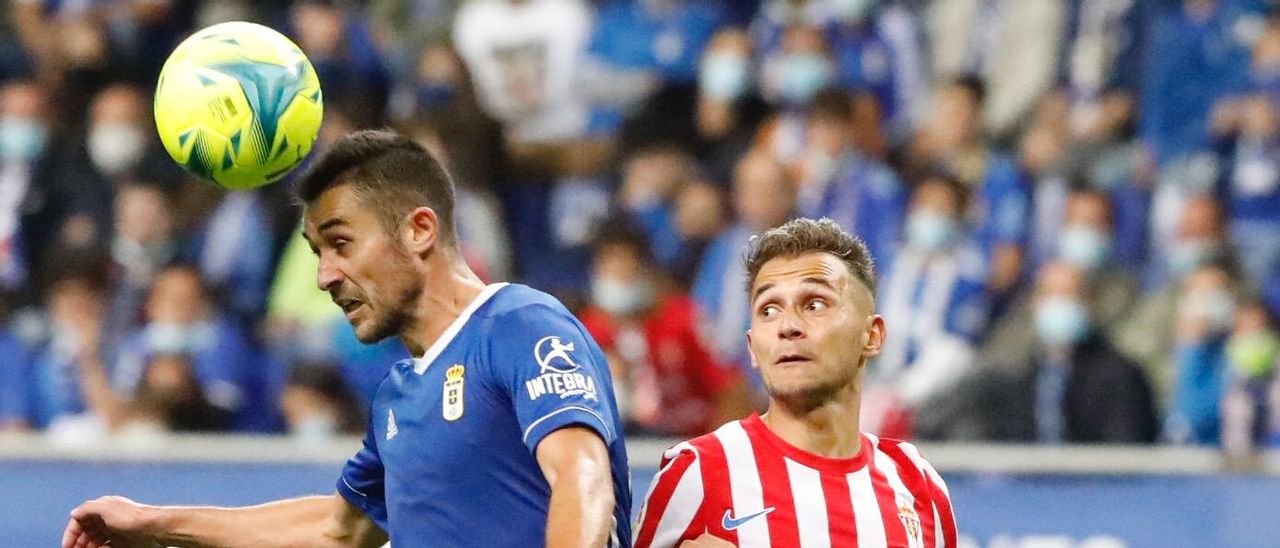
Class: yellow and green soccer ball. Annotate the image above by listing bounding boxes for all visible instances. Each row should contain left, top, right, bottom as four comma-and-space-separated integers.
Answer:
155, 21, 323, 189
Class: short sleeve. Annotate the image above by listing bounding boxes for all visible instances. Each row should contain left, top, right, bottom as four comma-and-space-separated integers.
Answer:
335, 428, 388, 530
487, 303, 617, 453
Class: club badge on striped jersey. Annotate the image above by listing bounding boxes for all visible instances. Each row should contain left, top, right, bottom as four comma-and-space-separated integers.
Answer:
898, 500, 922, 547
443, 364, 465, 421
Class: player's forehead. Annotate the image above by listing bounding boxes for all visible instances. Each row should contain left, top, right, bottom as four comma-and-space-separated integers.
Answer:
302, 183, 367, 235
752, 252, 850, 297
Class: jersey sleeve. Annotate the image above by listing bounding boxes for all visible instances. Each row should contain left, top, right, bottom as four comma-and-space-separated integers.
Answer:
335, 428, 388, 531
487, 303, 619, 453
634, 444, 705, 548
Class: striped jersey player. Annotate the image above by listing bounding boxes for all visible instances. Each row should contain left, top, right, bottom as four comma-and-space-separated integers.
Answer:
634, 218, 957, 548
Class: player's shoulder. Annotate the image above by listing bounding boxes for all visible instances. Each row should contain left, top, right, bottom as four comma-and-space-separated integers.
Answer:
864, 433, 948, 486
479, 283, 576, 323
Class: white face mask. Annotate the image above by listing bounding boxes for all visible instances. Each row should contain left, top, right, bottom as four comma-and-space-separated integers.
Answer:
906, 211, 958, 251
1058, 226, 1112, 271
88, 122, 146, 175
700, 53, 750, 101
0, 116, 48, 162
592, 278, 656, 316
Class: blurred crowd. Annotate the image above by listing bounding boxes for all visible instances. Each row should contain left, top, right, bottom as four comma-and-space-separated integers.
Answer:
0, 0, 1279, 453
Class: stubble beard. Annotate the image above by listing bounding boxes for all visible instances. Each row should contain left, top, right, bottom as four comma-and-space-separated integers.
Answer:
764, 362, 857, 415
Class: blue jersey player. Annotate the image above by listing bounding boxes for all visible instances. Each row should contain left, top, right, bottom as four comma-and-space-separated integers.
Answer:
62, 130, 632, 548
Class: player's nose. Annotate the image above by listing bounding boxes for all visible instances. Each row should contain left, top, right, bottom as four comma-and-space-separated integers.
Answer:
776, 312, 805, 340
316, 256, 344, 292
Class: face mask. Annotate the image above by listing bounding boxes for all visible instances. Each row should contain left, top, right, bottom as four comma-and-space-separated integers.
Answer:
778, 53, 832, 105
88, 122, 146, 175
1185, 289, 1236, 334
416, 82, 456, 108
292, 414, 338, 442
1227, 330, 1279, 379
0, 116, 48, 162
1168, 239, 1217, 277
145, 322, 201, 355
592, 278, 655, 316
831, 0, 875, 23
700, 53, 749, 101
1035, 296, 1090, 347
1058, 226, 1111, 271
906, 211, 957, 251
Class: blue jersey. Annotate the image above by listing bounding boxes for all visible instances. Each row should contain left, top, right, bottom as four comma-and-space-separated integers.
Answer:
336, 283, 632, 547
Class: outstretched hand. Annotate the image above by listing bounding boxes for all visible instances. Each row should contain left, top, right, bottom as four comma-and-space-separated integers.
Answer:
62, 496, 158, 548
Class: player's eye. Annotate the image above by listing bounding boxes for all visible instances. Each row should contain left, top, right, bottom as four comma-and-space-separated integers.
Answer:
806, 299, 828, 312
759, 304, 780, 318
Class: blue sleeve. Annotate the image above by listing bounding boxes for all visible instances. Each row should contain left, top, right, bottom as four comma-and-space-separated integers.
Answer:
486, 303, 618, 454
336, 428, 388, 530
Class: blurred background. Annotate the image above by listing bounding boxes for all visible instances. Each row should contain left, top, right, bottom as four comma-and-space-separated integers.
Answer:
1, 0, 1280, 546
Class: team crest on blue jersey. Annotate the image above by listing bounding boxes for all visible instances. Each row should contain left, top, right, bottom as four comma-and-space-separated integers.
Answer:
443, 364, 465, 421
524, 335, 599, 402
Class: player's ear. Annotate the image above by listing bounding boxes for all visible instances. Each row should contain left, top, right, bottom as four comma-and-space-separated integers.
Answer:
403, 206, 440, 254
745, 330, 760, 370
861, 314, 885, 358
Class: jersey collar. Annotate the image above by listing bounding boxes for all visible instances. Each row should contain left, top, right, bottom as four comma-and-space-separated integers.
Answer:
412, 282, 509, 374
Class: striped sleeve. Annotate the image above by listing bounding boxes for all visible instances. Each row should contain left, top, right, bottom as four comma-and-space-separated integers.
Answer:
634, 444, 704, 548
898, 443, 957, 548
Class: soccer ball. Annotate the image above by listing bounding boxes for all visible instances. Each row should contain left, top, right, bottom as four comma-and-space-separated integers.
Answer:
154, 21, 323, 189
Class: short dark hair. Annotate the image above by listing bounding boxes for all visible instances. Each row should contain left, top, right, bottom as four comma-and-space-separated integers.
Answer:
947, 74, 987, 107
807, 88, 853, 124
295, 129, 457, 244
743, 218, 877, 295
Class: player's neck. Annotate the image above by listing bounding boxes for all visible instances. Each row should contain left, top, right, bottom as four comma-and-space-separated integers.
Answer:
763, 383, 862, 459
400, 257, 487, 357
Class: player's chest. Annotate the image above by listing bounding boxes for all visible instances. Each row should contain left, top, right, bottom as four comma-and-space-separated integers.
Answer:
699, 465, 925, 548
371, 360, 513, 470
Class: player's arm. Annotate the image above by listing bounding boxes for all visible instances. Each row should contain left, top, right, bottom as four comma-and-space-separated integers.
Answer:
537, 426, 615, 548
62, 492, 387, 548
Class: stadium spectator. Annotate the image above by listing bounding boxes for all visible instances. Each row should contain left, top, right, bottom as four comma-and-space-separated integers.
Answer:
1141, 0, 1260, 167
617, 144, 699, 271
579, 226, 750, 436
693, 150, 794, 387
1164, 261, 1241, 445
1115, 196, 1235, 405
869, 172, 987, 437
19, 249, 120, 441
112, 265, 267, 431
123, 353, 231, 435
794, 89, 906, 268
940, 261, 1157, 443
279, 362, 364, 442
290, 0, 391, 124
1214, 89, 1280, 292
927, 0, 1066, 138
689, 27, 771, 183
105, 181, 185, 350
1222, 300, 1280, 452
969, 189, 1140, 395
668, 180, 727, 286
910, 76, 1029, 295
0, 80, 51, 289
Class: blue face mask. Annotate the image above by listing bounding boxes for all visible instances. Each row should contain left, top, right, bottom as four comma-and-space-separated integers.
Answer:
1168, 239, 1217, 277
700, 53, 749, 101
0, 116, 48, 162
1035, 296, 1090, 347
1058, 226, 1111, 271
416, 82, 456, 108
906, 211, 958, 251
779, 54, 832, 105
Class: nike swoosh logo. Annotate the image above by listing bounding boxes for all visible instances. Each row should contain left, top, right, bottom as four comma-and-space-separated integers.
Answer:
722, 507, 775, 530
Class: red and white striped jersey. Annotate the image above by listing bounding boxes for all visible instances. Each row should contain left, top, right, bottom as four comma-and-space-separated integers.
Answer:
633, 414, 957, 548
